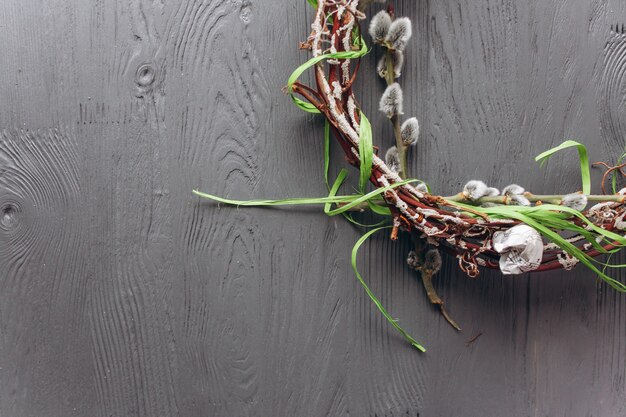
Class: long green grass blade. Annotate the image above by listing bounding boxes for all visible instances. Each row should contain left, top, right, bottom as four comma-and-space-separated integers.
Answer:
324, 169, 349, 214
352, 226, 426, 352
358, 111, 373, 193
323, 121, 391, 223
535, 140, 591, 195
325, 178, 418, 215
193, 189, 359, 206
611, 151, 626, 194
193, 178, 417, 215
367, 199, 392, 216
324, 120, 331, 187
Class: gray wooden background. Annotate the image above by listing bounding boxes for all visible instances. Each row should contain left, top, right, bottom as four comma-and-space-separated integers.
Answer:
1, 0, 625, 416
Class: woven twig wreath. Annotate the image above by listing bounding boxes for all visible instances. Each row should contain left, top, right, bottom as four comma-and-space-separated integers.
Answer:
195, 0, 626, 351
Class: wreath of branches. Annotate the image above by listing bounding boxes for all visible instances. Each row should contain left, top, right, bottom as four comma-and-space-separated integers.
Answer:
195, 0, 626, 351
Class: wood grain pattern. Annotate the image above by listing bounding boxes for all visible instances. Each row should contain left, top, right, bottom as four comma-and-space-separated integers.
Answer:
0, 0, 625, 416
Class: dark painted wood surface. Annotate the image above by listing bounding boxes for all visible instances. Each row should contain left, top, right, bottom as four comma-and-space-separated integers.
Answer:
1, 1, 625, 416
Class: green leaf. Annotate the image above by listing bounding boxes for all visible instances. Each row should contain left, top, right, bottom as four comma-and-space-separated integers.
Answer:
351, 227, 426, 352
306, 0, 318, 7
358, 111, 373, 193
535, 140, 591, 195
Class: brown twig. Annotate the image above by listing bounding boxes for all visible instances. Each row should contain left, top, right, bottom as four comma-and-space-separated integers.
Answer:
593, 161, 626, 195
465, 332, 483, 347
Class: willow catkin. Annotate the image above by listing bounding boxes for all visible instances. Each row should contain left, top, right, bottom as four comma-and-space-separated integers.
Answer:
385, 17, 412, 51
400, 117, 419, 146
379, 83, 403, 118
368, 10, 392, 44
561, 193, 588, 211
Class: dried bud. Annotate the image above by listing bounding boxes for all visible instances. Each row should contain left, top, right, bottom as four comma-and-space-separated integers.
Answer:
385, 146, 400, 173
463, 180, 489, 201
385, 17, 412, 51
424, 249, 442, 274
508, 194, 531, 206
561, 193, 587, 211
376, 56, 387, 78
406, 250, 420, 269
502, 184, 525, 196
369, 11, 392, 44
392, 50, 404, 78
379, 83, 403, 118
400, 117, 419, 146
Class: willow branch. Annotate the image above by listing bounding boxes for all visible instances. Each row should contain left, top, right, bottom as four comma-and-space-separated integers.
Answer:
444, 193, 626, 205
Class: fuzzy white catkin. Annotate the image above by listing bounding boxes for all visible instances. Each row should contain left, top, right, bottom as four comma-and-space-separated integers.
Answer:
502, 184, 525, 196
400, 117, 419, 146
392, 50, 404, 78
385, 17, 412, 51
377, 51, 404, 79
561, 193, 588, 211
385, 146, 400, 173
485, 187, 500, 197
369, 11, 392, 44
463, 180, 489, 201
416, 182, 429, 193
379, 83, 403, 118
376, 56, 387, 78
508, 194, 531, 206
424, 249, 442, 274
